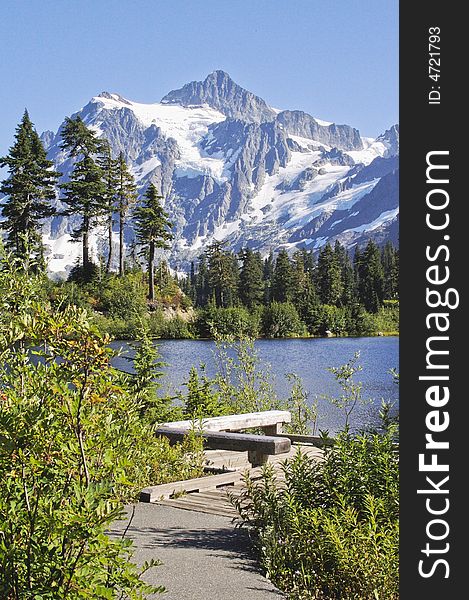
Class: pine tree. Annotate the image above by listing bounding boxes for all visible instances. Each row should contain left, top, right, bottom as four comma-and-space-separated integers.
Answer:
333, 241, 356, 307
133, 184, 173, 301
288, 250, 318, 330
317, 242, 343, 305
381, 242, 399, 300
115, 152, 138, 276
60, 116, 107, 276
98, 140, 118, 273
291, 250, 307, 294
291, 249, 319, 324
301, 248, 315, 277
195, 255, 210, 307
0, 110, 60, 264
206, 241, 238, 308
238, 248, 264, 308
272, 249, 294, 303
262, 252, 275, 304
357, 240, 385, 312
188, 261, 196, 302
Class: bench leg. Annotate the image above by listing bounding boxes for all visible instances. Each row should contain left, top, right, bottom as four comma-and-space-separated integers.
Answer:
248, 450, 269, 467
264, 423, 283, 435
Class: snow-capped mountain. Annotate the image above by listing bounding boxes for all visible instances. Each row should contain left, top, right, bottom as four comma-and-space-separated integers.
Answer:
37, 70, 398, 276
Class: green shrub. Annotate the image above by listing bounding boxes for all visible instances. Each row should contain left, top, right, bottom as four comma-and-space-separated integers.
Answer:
196, 305, 261, 338
372, 302, 399, 334
97, 272, 148, 320
233, 432, 399, 600
307, 304, 347, 336
0, 252, 203, 596
159, 316, 194, 339
213, 336, 287, 414
50, 280, 95, 310
261, 302, 305, 338
181, 365, 228, 418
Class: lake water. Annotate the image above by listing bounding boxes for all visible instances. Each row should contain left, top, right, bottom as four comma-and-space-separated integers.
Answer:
111, 336, 399, 435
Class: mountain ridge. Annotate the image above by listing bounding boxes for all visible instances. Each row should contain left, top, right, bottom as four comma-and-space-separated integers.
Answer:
3, 71, 399, 277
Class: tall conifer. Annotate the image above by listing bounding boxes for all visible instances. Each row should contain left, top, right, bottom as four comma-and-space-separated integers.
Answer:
98, 140, 118, 273
134, 184, 173, 301
272, 249, 294, 303
239, 248, 264, 308
60, 116, 107, 275
0, 110, 60, 264
115, 152, 138, 276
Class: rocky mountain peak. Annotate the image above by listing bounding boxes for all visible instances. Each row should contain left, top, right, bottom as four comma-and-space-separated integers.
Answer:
161, 70, 276, 123
375, 124, 399, 157
95, 91, 132, 105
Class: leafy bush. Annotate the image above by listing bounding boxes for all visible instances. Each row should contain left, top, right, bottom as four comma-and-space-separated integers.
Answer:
195, 305, 261, 338
0, 250, 203, 596
371, 302, 399, 334
68, 261, 100, 284
96, 272, 148, 319
181, 365, 228, 418
92, 313, 150, 340
233, 432, 399, 600
159, 315, 194, 339
261, 302, 305, 338
50, 280, 95, 311
212, 336, 288, 415
307, 304, 347, 336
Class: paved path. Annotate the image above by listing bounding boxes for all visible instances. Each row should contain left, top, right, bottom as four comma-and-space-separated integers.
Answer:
110, 502, 284, 599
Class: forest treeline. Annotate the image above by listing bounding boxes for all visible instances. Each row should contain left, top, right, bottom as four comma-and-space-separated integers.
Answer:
179, 238, 399, 338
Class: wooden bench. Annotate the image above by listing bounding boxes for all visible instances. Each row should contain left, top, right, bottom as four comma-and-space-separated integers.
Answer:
157, 410, 292, 467
160, 410, 291, 435
156, 426, 291, 467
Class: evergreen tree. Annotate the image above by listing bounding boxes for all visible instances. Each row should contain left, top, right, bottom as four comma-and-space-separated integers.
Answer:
238, 248, 264, 308
98, 140, 118, 273
195, 255, 210, 307
381, 242, 399, 300
0, 110, 60, 263
180, 261, 196, 303
301, 248, 315, 277
272, 249, 294, 303
262, 252, 275, 304
291, 250, 308, 298
206, 241, 238, 308
353, 245, 363, 297
317, 242, 343, 305
291, 249, 319, 327
133, 183, 173, 301
333, 241, 356, 307
183, 365, 222, 418
357, 240, 384, 312
60, 116, 107, 276
115, 152, 138, 276
188, 261, 196, 302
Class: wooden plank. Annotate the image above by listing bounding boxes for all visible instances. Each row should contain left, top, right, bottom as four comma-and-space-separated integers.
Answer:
158, 498, 237, 518
141, 442, 323, 503
204, 449, 250, 471
160, 410, 291, 433
272, 433, 334, 447
156, 428, 291, 456
182, 497, 236, 512
140, 470, 244, 502
195, 490, 237, 500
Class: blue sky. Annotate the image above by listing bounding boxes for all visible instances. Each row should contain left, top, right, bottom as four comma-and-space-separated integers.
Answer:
0, 0, 398, 155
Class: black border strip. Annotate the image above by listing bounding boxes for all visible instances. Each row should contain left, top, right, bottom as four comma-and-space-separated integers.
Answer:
400, 2, 465, 597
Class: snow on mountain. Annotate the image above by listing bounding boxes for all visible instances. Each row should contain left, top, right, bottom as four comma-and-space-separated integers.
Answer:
15, 71, 398, 277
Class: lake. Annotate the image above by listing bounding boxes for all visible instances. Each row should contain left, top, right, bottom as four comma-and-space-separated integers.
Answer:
111, 336, 399, 435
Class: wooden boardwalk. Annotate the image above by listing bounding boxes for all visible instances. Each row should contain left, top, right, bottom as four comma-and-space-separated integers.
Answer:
146, 444, 323, 518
